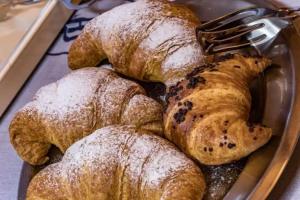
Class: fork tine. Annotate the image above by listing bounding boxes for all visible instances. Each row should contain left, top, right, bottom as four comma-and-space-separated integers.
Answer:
207, 23, 265, 43
206, 34, 267, 54
198, 23, 263, 40
197, 22, 264, 52
198, 7, 272, 32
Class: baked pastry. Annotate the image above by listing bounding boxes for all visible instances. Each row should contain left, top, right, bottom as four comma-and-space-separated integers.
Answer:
68, 0, 272, 164
68, 0, 205, 85
26, 125, 206, 200
10, 68, 163, 165
164, 54, 272, 165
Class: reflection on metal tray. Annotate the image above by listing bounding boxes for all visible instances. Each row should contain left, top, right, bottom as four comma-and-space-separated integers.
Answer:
14, 0, 300, 200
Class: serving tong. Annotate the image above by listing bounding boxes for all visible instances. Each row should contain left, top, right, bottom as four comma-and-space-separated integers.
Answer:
196, 7, 300, 54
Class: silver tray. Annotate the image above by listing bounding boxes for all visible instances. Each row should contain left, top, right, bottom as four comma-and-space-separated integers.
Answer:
3, 0, 300, 199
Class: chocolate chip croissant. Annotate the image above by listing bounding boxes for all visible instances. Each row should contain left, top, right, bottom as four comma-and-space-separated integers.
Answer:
164, 55, 272, 165
9, 68, 162, 165
27, 125, 206, 200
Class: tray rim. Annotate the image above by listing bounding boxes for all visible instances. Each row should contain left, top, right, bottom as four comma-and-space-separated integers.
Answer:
247, 19, 300, 199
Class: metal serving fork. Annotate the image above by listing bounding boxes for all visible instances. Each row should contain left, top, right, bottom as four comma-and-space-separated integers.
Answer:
196, 7, 300, 54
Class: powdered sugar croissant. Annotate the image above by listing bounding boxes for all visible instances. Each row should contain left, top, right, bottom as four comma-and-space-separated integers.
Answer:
10, 68, 163, 165
27, 125, 206, 200
68, 0, 205, 85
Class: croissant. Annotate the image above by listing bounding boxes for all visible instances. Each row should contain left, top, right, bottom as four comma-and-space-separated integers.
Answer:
27, 125, 206, 200
68, 0, 272, 164
9, 68, 163, 165
164, 55, 272, 165
68, 0, 205, 85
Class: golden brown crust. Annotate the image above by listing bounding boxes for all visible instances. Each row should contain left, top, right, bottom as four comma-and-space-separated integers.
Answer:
68, 0, 205, 84
68, 30, 106, 70
9, 68, 163, 165
26, 125, 206, 200
164, 55, 272, 165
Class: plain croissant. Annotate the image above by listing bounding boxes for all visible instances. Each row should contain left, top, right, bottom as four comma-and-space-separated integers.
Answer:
27, 125, 206, 200
10, 68, 163, 165
68, 0, 272, 164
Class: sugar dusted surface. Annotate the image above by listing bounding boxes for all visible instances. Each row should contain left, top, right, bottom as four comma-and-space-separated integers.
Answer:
30, 68, 99, 120
28, 126, 205, 199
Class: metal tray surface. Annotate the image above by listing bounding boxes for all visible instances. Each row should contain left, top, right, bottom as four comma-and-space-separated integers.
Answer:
7, 0, 300, 199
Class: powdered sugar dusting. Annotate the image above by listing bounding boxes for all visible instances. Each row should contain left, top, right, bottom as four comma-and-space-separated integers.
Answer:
84, 0, 205, 85
32, 68, 99, 120
162, 42, 204, 84
202, 161, 245, 200
140, 19, 192, 50
28, 126, 205, 199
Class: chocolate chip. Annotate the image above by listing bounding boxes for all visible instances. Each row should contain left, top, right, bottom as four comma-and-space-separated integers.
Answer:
223, 130, 227, 134
253, 137, 257, 140
179, 108, 188, 115
174, 112, 185, 124
186, 66, 205, 79
165, 83, 184, 104
255, 60, 258, 64
192, 115, 197, 121
224, 120, 229, 125
227, 143, 236, 149
209, 147, 213, 152
204, 147, 207, 152
199, 114, 204, 118
234, 65, 241, 69
184, 101, 193, 110
173, 108, 188, 124
219, 143, 224, 147
178, 102, 182, 106
224, 136, 228, 140
186, 76, 206, 89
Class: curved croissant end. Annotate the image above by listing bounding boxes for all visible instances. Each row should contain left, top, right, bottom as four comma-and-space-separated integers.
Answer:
10, 104, 51, 165
164, 54, 272, 165
26, 164, 65, 199
10, 68, 163, 165
27, 126, 206, 200
68, 31, 106, 70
